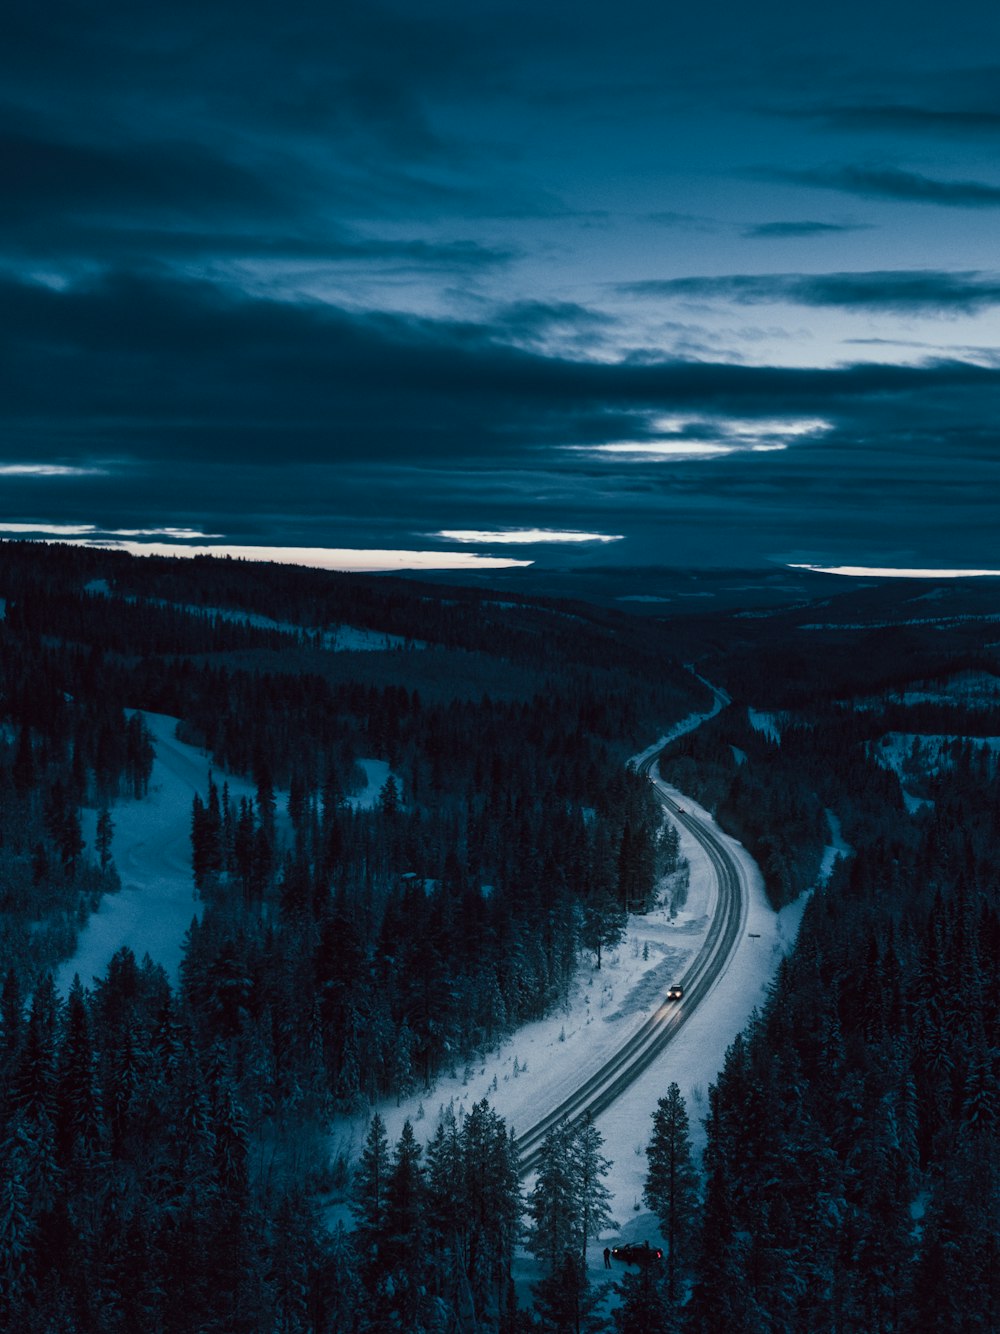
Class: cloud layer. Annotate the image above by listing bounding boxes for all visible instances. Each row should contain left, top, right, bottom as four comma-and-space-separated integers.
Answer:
4, 1, 1000, 570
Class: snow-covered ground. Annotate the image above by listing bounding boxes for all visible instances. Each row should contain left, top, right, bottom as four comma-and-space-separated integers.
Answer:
55, 711, 260, 993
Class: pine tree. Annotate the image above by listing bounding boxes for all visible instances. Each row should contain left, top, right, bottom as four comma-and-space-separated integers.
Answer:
55, 978, 105, 1182
612, 1266, 674, 1334
352, 1112, 391, 1264
532, 1250, 606, 1334
685, 1165, 760, 1333
0, 1148, 34, 1322
96, 806, 114, 872
581, 889, 627, 969
572, 1113, 617, 1263
644, 1083, 698, 1301
527, 1122, 579, 1273
461, 1100, 522, 1323
528, 1118, 614, 1331
382, 1120, 427, 1328
385, 1119, 426, 1249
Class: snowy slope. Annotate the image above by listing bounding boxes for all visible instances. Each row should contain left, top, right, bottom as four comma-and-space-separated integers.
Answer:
55, 711, 259, 993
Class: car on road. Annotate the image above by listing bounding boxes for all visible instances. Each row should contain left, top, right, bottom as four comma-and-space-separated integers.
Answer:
667, 984, 683, 1001
611, 1242, 663, 1266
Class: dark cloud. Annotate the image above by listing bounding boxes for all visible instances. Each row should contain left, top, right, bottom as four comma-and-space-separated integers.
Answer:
766, 165, 1000, 207
0, 128, 283, 226
4, 3, 1000, 571
11, 224, 515, 274
618, 270, 1000, 312
743, 220, 871, 238
3, 270, 1000, 473
785, 103, 1000, 138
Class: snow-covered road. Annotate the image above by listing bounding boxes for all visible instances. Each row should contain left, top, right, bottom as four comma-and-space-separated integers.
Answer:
514, 752, 748, 1173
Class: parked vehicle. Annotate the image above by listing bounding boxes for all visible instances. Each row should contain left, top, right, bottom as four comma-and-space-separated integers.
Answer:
611, 1242, 663, 1266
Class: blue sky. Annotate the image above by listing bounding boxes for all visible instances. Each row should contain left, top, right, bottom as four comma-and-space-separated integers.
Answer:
4, 0, 1000, 572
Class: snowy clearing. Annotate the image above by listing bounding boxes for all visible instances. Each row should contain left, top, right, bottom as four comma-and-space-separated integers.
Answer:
55, 711, 259, 993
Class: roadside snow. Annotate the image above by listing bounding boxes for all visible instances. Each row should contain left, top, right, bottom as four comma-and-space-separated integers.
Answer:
55, 711, 259, 993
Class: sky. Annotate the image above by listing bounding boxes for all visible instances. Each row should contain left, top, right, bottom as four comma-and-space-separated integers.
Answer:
4, 0, 1000, 574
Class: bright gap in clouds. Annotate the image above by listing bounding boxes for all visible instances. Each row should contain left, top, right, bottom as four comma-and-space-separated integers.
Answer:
433, 529, 624, 544
578, 416, 833, 461
0, 465, 107, 477
61, 540, 533, 571
790, 564, 1000, 579
0, 523, 222, 539
582, 441, 740, 458
0, 522, 100, 536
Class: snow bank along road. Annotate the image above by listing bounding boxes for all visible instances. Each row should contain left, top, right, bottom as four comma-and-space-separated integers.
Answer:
515, 749, 749, 1175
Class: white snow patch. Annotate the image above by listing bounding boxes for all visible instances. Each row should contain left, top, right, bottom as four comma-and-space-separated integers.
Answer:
748, 708, 781, 742
322, 623, 425, 651
775, 810, 849, 953
55, 711, 260, 993
347, 758, 400, 810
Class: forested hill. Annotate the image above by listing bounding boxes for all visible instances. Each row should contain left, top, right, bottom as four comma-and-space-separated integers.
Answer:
0, 539, 693, 679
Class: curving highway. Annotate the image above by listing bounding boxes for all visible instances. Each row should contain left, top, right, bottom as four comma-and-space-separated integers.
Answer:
515, 748, 748, 1176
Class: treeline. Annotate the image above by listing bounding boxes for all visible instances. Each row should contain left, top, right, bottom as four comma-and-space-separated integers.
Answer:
4, 583, 305, 658
346, 1103, 522, 1331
